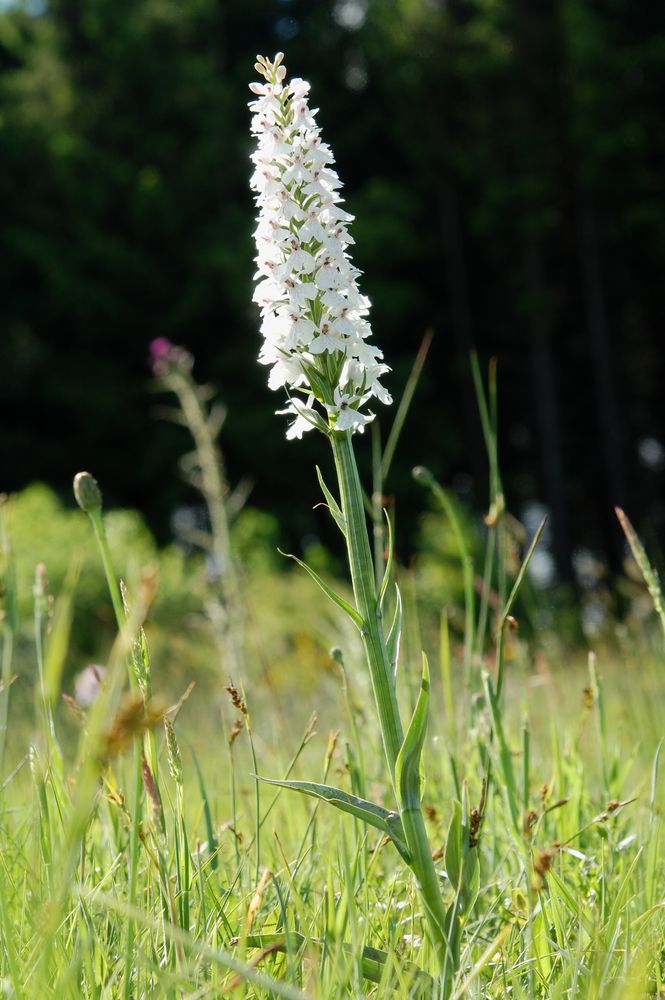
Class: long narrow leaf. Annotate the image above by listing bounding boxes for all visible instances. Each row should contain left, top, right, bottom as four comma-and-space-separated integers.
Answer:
395, 654, 430, 811
386, 584, 403, 681
381, 329, 433, 480
256, 776, 410, 861
495, 515, 547, 699
378, 508, 394, 612
500, 515, 548, 626
315, 466, 346, 536
279, 550, 364, 630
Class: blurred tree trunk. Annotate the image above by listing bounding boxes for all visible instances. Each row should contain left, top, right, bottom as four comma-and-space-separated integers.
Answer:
427, 14, 492, 502
435, 140, 488, 498
513, 0, 572, 580
575, 182, 627, 560
560, 0, 628, 567
523, 235, 571, 578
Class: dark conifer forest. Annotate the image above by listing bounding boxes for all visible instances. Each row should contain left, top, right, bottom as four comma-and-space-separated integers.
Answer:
2, 0, 664, 581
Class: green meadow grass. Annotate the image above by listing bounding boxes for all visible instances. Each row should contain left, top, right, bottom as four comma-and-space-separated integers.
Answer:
0, 356, 663, 998
0, 478, 664, 999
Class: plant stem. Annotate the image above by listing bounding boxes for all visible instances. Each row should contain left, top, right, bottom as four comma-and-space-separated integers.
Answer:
164, 369, 246, 678
330, 432, 402, 774
88, 509, 143, 1000
330, 430, 449, 964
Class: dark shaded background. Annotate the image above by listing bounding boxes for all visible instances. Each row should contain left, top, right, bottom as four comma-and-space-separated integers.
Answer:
1, 0, 664, 582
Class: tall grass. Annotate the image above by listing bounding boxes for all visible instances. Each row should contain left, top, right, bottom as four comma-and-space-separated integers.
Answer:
0, 366, 663, 996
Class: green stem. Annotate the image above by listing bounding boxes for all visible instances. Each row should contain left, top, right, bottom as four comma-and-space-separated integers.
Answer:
88, 510, 143, 1000
89, 512, 127, 641
165, 370, 246, 678
330, 432, 402, 774
330, 430, 449, 965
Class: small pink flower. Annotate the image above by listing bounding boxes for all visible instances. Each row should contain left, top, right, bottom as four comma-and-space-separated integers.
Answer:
149, 338, 193, 375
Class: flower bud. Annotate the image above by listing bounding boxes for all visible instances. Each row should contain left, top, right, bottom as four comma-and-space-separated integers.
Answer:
411, 465, 434, 488
73, 471, 102, 514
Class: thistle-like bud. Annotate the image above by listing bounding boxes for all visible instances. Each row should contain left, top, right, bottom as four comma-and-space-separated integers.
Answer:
73, 471, 102, 514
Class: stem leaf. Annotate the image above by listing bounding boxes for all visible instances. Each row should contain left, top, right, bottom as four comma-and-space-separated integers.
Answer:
395, 653, 430, 812
386, 584, 403, 681
378, 508, 394, 612
279, 550, 364, 631
256, 776, 410, 861
445, 799, 463, 890
315, 466, 346, 536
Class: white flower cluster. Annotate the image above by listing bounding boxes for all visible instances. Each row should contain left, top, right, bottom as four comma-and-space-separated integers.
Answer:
249, 53, 392, 439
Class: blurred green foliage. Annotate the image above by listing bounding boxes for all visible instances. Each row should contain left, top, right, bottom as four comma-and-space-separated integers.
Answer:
1, 0, 664, 581
4, 483, 355, 706
6, 482, 206, 663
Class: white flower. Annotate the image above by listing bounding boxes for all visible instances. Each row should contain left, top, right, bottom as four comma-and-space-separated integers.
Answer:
249, 53, 391, 438
277, 396, 326, 439
324, 387, 374, 434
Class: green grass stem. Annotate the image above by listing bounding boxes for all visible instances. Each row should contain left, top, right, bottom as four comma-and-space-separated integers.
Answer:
83, 505, 143, 1000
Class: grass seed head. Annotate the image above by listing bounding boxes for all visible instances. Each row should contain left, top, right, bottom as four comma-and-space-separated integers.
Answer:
534, 848, 555, 876
324, 729, 339, 767
243, 868, 272, 937
102, 693, 165, 760
540, 778, 555, 805
469, 807, 484, 847
225, 682, 247, 715
164, 717, 183, 784
533, 847, 557, 890
523, 809, 538, 837
228, 717, 244, 747
141, 752, 162, 815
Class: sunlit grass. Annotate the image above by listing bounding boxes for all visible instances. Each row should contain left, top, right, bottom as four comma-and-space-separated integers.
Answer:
1, 350, 664, 997
0, 475, 664, 997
